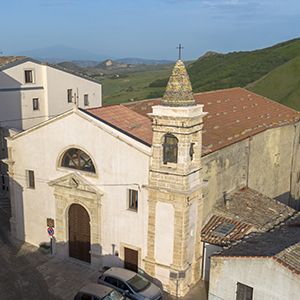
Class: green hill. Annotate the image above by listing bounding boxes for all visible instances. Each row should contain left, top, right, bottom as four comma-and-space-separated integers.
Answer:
188, 38, 300, 92
148, 38, 300, 110
247, 55, 300, 111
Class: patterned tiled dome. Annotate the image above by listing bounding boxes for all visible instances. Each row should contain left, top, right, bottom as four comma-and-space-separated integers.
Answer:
161, 60, 195, 107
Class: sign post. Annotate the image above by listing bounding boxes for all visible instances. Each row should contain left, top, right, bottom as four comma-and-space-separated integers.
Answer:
47, 227, 55, 255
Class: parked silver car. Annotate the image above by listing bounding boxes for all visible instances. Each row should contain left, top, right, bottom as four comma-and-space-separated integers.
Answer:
74, 283, 128, 300
98, 267, 163, 300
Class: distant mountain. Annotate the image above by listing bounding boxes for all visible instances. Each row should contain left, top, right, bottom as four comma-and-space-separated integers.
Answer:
70, 60, 100, 68
17, 45, 109, 63
57, 61, 83, 72
248, 55, 300, 111
116, 58, 174, 65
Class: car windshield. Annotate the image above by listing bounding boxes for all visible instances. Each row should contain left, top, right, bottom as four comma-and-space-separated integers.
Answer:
126, 274, 150, 292
102, 289, 124, 300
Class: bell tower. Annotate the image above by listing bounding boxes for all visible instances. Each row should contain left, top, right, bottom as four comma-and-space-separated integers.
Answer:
144, 60, 207, 296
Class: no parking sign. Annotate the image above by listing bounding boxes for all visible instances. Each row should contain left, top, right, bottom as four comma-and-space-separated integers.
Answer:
47, 227, 55, 236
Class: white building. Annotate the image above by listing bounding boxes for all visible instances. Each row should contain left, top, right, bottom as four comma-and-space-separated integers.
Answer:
0, 56, 102, 130
0, 56, 102, 196
5, 60, 300, 296
209, 213, 300, 300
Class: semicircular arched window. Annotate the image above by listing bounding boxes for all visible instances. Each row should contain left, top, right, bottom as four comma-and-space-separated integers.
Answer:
61, 148, 96, 173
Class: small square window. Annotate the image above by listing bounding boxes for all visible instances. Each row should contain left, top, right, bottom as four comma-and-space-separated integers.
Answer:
24, 70, 34, 83
128, 189, 138, 211
26, 170, 35, 189
67, 89, 73, 103
32, 98, 39, 111
236, 282, 253, 300
84, 94, 89, 106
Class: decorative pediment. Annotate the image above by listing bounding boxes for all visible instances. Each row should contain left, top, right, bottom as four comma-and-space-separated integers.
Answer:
48, 172, 103, 196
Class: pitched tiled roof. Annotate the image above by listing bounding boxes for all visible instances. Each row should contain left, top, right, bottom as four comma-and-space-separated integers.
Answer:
83, 88, 299, 153
201, 215, 252, 246
201, 188, 296, 246
217, 213, 300, 275
84, 105, 152, 146
123, 88, 300, 155
0, 56, 25, 68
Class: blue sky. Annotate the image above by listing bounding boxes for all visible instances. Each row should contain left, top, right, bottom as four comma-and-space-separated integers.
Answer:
1, 0, 300, 60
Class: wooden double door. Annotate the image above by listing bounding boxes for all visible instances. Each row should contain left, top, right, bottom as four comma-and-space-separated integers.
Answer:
68, 204, 91, 263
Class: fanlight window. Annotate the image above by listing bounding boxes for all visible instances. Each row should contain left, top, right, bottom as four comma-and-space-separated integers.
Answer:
61, 148, 95, 173
163, 133, 178, 164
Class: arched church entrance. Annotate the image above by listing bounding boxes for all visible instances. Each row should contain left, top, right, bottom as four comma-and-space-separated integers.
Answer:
68, 203, 91, 263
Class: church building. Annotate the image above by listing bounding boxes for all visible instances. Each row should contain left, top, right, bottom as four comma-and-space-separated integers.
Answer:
5, 60, 300, 296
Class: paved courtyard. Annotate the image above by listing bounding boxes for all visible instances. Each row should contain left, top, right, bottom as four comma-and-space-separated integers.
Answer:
0, 197, 207, 300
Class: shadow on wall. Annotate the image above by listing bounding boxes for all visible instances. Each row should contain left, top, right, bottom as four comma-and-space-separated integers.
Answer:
275, 192, 300, 211
9, 178, 25, 241
0, 71, 23, 130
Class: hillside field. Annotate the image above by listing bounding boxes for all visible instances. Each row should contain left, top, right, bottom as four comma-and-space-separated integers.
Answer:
248, 55, 300, 111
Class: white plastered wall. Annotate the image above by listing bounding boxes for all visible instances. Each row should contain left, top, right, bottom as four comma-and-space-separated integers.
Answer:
8, 112, 150, 267
209, 257, 300, 300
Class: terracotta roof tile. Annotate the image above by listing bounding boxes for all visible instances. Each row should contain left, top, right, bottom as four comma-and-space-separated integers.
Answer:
217, 213, 300, 274
201, 215, 252, 246
85, 105, 152, 146
201, 188, 296, 246
123, 88, 300, 155
83, 88, 299, 152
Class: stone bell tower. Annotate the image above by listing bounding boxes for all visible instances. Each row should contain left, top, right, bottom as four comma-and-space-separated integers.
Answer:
144, 60, 207, 296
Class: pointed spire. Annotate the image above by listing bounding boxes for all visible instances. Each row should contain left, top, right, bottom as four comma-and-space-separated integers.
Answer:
161, 60, 195, 107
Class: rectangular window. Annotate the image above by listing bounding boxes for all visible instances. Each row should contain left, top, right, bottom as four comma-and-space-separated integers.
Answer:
236, 282, 253, 300
84, 94, 89, 106
128, 189, 138, 211
32, 98, 39, 111
26, 170, 35, 189
67, 89, 73, 103
24, 70, 34, 83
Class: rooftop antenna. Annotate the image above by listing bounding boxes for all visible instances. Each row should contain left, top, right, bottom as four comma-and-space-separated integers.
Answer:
176, 44, 184, 60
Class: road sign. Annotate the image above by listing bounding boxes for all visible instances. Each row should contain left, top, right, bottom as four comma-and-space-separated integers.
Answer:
47, 227, 55, 236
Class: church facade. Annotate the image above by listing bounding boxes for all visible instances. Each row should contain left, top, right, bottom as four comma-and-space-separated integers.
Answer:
5, 60, 300, 296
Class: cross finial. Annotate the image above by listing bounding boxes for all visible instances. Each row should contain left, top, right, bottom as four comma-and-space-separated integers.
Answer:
176, 44, 184, 60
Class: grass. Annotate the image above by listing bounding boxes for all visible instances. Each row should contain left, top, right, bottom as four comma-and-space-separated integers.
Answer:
96, 67, 172, 105
90, 38, 300, 111
188, 38, 300, 92
248, 55, 300, 111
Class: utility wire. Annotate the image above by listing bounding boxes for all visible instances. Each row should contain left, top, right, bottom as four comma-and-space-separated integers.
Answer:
0, 172, 141, 189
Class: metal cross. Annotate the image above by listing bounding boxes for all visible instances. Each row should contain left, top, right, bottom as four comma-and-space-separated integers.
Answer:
176, 44, 184, 60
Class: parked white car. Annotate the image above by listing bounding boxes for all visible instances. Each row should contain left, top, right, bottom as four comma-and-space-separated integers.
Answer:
74, 283, 128, 300
98, 268, 163, 300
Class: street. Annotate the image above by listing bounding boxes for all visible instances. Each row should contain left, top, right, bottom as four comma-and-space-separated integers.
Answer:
0, 198, 207, 300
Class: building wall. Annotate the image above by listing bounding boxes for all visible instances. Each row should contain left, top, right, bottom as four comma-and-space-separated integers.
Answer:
202, 122, 300, 222
202, 140, 248, 222
209, 256, 300, 300
8, 112, 150, 266
0, 61, 46, 129
45, 65, 102, 116
248, 125, 295, 204
290, 122, 300, 209
0, 61, 102, 130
